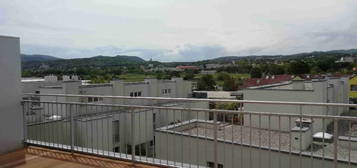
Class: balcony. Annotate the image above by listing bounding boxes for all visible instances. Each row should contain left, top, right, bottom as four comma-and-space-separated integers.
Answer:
16, 94, 357, 167
0, 146, 160, 168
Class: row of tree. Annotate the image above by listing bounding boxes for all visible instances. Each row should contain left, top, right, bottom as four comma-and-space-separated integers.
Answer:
217, 57, 354, 79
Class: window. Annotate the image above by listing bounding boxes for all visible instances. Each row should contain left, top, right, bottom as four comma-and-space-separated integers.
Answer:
113, 120, 120, 142
352, 85, 357, 91
130, 91, 142, 97
88, 97, 93, 102
161, 89, 171, 95
113, 147, 120, 152
88, 97, 102, 102
207, 162, 223, 168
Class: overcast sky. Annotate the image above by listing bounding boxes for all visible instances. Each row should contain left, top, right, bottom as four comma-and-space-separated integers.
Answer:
1, 0, 357, 61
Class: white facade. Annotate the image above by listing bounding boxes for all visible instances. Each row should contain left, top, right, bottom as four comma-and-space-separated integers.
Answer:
243, 77, 349, 132
155, 120, 357, 168
22, 75, 78, 94
25, 78, 208, 153
0, 36, 23, 154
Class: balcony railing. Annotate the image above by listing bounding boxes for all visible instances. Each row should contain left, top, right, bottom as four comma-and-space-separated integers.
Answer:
22, 93, 357, 168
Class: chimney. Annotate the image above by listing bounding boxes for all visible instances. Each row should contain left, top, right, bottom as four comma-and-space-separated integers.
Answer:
291, 126, 312, 150
292, 76, 305, 90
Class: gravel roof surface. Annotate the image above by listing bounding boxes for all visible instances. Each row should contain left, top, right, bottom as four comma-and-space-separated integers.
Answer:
167, 120, 357, 162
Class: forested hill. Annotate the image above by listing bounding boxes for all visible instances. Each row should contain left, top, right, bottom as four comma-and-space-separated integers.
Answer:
22, 55, 146, 70
21, 49, 357, 71
21, 54, 62, 62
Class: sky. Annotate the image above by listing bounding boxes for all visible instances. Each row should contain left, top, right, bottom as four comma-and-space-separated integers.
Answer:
1, 0, 357, 62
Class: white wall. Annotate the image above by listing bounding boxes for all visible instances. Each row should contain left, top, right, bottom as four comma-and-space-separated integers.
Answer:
22, 80, 62, 94
243, 88, 326, 131
0, 36, 23, 154
155, 130, 356, 168
75, 117, 114, 151
242, 80, 349, 132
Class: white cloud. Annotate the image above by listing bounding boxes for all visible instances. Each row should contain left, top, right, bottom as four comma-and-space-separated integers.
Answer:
1, 0, 357, 61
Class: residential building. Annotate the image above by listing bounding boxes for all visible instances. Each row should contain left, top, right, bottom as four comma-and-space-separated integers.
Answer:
193, 91, 237, 99
200, 70, 217, 75
204, 64, 223, 70
26, 78, 208, 155
242, 77, 349, 132
240, 75, 294, 89
336, 56, 356, 63
22, 75, 79, 94
176, 65, 199, 71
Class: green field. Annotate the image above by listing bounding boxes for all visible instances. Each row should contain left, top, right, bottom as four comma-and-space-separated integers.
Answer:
195, 73, 250, 86
118, 72, 250, 84
118, 74, 154, 82
195, 73, 250, 79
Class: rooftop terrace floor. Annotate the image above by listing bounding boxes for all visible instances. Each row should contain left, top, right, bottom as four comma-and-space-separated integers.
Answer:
0, 146, 161, 168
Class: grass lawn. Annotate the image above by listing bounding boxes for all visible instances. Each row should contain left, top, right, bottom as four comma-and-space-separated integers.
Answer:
195, 73, 250, 80
195, 73, 250, 86
118, 73, 154, 82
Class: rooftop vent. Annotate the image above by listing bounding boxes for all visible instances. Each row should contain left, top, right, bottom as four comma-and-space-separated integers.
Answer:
295, 118, 312, 128
313, 132, 333, 144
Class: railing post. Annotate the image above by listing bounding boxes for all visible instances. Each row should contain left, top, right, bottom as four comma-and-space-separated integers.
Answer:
131, 108, 136, 161
22, 101, 27, 144
70, 104, 75, 153
213, 110, 218, 168
333, 119, 338, 168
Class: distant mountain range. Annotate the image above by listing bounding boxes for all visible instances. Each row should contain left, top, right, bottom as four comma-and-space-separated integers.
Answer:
21, 54, 63, 62
205, 49, 357, 63
21, 49, 357, 70
21, 54, 145, 70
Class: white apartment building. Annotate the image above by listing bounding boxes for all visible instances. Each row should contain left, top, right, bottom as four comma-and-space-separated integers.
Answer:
242, 77, 349, 132
26, 78, 208, 155
22, 75, 80, 94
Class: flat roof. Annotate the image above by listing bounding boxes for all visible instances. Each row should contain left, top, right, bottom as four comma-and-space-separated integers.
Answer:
165, 120, 291, 150
21, 78, 45, 82
156, 120, 357, 163
0, 35, 19, 39
40, 85, 62, 89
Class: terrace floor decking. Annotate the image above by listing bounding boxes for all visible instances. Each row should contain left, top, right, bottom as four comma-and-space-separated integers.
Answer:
0, 146, 162, 168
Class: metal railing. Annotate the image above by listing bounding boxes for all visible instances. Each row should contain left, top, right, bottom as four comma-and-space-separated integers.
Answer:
22, 93, 357, 168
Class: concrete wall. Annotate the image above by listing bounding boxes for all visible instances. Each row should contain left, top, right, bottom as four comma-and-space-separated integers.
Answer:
22, 80, 62, 94
75, 116, 114, 151
243, 88, 326, 132
0, 36, 23, 154
27, 121, 70, 145
155, 131, 356, 168
243, 79, 348, 132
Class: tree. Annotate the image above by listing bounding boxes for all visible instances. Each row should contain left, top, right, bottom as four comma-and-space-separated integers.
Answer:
267, 64, 285, 75
250, 67, 262, 78
315, 56, 337, 72
223, 76, 238, 91
197, 75, 216, 91
216, 72, 230, 81
288, 61, 310, 74
183, 71, 195, 80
